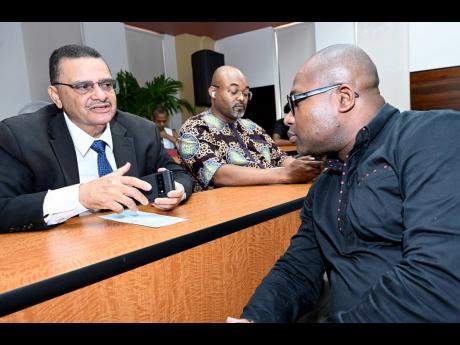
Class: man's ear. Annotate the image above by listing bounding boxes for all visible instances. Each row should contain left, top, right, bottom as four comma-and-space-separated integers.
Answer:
48, 85, 63, 109
337, 84, 356, 113
209, 86, 217, 99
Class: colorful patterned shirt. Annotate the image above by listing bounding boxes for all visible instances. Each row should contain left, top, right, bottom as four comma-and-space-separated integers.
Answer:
178, 110, 289, 191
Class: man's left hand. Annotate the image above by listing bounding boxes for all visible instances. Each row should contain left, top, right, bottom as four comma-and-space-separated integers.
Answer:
152, 181, 185, 211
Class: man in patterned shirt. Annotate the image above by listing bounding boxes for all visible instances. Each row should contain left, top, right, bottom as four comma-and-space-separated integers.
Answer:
178, 65, 322, 192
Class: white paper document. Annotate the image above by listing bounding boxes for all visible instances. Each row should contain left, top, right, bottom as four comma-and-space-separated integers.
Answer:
99, 210, 187, 228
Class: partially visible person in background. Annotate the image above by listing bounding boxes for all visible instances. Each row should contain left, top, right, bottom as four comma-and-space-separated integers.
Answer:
272, 102, 295, 146
177, 65, 322, 192
152, 105, 179, 149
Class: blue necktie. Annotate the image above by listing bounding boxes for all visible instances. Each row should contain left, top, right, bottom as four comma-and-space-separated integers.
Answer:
90, 140, 113, 177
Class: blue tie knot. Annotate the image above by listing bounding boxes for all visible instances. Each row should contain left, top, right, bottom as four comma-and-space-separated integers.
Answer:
91, 140, 107, 153
90, 140, 113, 177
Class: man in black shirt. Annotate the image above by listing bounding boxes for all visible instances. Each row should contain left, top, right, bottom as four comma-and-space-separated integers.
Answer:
228, 44, 460, 322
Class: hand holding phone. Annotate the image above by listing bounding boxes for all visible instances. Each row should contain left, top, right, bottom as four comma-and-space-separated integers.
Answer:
294, 154, 323, 161
142, 170, 175, 202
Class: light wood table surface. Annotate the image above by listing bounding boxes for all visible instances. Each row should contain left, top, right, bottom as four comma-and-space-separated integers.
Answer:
0, 183, 310, 322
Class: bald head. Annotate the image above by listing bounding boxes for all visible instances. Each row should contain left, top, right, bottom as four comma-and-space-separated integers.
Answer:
299, 44, 380, 94
287, 44, 385, 159
212, 65, 247, 86
209, 65, 250, 122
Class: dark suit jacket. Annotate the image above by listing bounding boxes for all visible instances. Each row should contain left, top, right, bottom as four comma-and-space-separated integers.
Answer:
0, 104, 193, 232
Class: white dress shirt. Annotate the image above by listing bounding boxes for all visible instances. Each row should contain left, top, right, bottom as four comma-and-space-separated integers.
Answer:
162, 127, 176, 149
43, 112, 116, 225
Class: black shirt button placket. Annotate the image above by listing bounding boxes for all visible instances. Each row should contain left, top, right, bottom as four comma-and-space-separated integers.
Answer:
337, 155, 349, 233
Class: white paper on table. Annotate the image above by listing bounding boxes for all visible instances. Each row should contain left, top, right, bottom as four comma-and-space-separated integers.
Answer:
99, 210, 187, 228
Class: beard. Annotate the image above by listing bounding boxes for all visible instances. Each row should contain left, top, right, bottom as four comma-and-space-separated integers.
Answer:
229, 103, 246, 119
230, 109, 245, 119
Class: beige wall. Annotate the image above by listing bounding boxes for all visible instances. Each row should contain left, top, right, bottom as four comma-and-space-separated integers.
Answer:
175, 34, 215, 123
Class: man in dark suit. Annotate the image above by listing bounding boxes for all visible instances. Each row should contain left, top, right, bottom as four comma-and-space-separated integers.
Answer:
0, 44, 193, 233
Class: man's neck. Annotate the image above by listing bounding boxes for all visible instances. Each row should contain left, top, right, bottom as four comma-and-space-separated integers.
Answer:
209, 107, 236, 124
337, 140, 355, 161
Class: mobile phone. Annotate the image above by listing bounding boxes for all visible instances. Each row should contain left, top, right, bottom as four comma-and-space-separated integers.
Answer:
294, 154, 323, 161
311, 155, 323, 161
142, 170, 175, 202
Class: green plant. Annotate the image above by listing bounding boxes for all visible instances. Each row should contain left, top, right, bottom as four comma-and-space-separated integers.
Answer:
116, 71, 195, 119
116, 70, 142, 114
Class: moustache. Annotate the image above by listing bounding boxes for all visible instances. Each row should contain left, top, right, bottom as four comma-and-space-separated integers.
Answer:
87, 101, 112, 109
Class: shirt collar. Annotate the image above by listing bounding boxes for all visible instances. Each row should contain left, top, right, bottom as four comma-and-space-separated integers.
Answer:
323, 156, 346, 172
207, 109, 239, 128
324, 103, 399, 172
63, 112, 113, 156
357, 102, 398, 146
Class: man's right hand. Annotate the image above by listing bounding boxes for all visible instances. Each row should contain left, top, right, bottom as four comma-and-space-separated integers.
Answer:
79, 162, 152, 213
283, 155, 323, 183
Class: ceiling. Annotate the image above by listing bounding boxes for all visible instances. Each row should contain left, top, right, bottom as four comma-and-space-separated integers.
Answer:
124, 22, 292, 40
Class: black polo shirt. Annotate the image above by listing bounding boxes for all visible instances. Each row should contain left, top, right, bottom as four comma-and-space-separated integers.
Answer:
273, 118, 289, 140
242, 103, 460, 322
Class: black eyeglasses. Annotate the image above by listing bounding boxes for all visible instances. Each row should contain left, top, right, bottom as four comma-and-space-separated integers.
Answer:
52, 78, 119, 95
212, 84, 253, 100
287, 83, 359, 116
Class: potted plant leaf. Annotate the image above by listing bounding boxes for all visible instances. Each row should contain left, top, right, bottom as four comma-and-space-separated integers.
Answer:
116, 70, 195, 119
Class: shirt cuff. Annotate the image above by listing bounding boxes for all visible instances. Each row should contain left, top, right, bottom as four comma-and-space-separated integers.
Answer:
43, 184, 88, 225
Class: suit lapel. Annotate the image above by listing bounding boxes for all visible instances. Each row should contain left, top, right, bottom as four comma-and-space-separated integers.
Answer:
48, 112, 80, 185
111, 116, 139, 178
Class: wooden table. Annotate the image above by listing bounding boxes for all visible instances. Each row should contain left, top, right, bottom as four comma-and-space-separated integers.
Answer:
279, 144, 297, 154
0, 183, 310, 322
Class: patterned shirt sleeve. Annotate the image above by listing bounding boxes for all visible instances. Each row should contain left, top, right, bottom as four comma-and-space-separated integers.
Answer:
178, 112, 290, 191
261, 128, 289, 167
178, 112, 226, 190
238, 118, 288, 167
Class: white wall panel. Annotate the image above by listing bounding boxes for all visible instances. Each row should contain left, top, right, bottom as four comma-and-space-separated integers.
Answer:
125, 26, 164, 86
163, 34, 182, 131
22, 22, 82, 104
216, 27, 278, 116
410, 22, 460, 72
216, 27, 276, 88
276, 23, 316, 118
81, 22, 129, 77
358, 22, 410, 111
0, 23, 31, 118
315, 22, 355, 51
